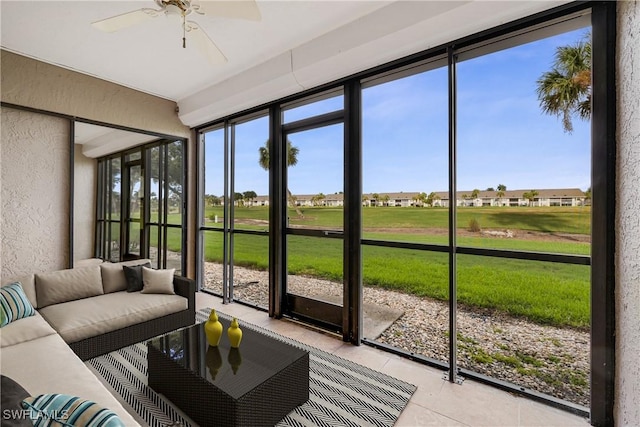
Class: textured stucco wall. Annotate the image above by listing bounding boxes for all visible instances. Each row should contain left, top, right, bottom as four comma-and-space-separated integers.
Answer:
1, 51, 195, 278
73, 145, 96, 263
616, 1, 640, 426
1, 108, 70, 278
0, 50, 189, 139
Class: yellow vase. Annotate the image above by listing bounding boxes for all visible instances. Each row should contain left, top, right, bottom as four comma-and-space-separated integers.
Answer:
204, 309, 223, 347
227, 317, 243, 348
206, 346, 222, 380
227, 347, 242, 375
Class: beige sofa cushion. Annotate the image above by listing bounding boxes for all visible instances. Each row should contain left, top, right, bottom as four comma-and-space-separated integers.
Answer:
35, 266, 103, 308
38, 291, 188, 344
74, 258, 104, 268
0, 311, 56, 347
100, 259, 153, 294
0, 333, 140, 426
1, 274, 37, 308
141, 267, 175, 294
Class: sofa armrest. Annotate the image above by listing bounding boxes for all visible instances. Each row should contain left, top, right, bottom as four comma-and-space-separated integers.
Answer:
173, 276, 195, 311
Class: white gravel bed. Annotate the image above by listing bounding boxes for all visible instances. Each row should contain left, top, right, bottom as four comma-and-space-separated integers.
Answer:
203, 262, 590, 406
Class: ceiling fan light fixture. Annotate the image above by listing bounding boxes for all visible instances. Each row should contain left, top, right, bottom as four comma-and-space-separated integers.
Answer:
92, 0, 260, 65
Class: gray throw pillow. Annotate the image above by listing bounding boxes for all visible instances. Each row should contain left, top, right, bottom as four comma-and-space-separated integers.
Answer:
123, 262, 151, 292
1, 375, 32, 427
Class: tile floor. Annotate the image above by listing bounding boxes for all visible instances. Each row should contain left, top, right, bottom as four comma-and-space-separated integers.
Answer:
196, 292, 591, 427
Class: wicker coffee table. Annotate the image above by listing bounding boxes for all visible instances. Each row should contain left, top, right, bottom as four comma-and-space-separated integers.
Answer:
147, 319, 309, 427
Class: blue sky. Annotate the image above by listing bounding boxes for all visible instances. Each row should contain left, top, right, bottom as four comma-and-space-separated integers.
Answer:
205, 27, 591, 197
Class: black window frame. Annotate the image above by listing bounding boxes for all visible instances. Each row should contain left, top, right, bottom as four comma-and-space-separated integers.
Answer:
194, 2, 615, 424
95, 135, 188, 273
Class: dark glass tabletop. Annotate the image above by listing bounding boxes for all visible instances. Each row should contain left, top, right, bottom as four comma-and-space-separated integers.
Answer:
147, 317, 308, 400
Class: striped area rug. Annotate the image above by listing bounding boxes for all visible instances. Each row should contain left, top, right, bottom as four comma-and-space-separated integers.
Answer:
87, 309, 416, 427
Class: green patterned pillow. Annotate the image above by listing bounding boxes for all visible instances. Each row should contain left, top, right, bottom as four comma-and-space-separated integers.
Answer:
22, 394, 125, 427
1, 282, 35, 327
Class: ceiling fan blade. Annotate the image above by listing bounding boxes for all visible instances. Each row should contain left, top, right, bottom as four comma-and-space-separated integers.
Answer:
185, 21, 227, 65
91, 8, 160, 33
193, 0, 261, 21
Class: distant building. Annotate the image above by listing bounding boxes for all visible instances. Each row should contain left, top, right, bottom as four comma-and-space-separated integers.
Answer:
433, 188, 586, 208
230, 188, 587, 208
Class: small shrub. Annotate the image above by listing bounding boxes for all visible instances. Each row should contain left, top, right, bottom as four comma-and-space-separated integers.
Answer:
469, 218, 482, 232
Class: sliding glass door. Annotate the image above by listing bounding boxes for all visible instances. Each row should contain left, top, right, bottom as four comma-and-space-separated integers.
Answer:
96, 139, 186, 272
284, 121, 345, 330
200, 114, 270, 305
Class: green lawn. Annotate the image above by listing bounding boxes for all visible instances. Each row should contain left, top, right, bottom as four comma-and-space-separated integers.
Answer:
204, 205, 591, 234
168, 206, 591, 329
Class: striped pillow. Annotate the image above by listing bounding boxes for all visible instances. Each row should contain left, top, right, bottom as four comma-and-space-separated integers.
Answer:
22, 394, 124, 427
0, 282, 35, 327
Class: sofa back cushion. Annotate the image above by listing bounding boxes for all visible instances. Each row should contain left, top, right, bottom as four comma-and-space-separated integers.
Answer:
1, 274, 37, 309
100, 259, 152, 294
35, 266, 103, 308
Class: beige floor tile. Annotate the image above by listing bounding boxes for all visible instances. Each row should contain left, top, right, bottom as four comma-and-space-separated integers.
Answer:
195, 292, 590, 427
518, 399, 590, 426
380, 356, 447, 395
396, 402, 469, 426
332, 342, 393, 371
413, 375, 522, 426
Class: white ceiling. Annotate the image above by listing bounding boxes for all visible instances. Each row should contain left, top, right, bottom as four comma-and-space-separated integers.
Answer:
1, 1, 570, 127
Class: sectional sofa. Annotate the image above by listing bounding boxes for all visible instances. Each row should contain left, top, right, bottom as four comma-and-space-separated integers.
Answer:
0, 259, 196, 425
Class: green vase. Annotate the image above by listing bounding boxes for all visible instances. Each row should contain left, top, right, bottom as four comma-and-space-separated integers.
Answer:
227, 317, 243, 348
204, 309, 223, 347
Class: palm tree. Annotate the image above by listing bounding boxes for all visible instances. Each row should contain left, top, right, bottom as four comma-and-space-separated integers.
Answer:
522, 190, 539, 207
243, 190, 257, 206
258, 139, 304, 218
426, 192, 440, 207
536, 34, 591, 133
311, 193, 326, 206
583, 187, 592, 206
416, 192, 428, 207
371, 193, 380, 207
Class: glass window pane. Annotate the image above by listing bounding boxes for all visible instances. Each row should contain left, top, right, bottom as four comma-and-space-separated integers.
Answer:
166, 141, 184, 226
109, 157, 121, 220
283, 92, 343, 123
287, 235, 343, 303
363, 246, 449, 363
203, 128, 225, 228
148, 146, 161, 225
456, 28, 591, 255
202, 230, 225, 295
286, 124, 344, 231
233, 116, 269, 231
165, 226, 183, 275
107, 221, 120, 262
126, 152, 141, 162
456, 255, 590, 406
231, 233, 269, 308
148, 224, 160, 267
362, 64, 449, 245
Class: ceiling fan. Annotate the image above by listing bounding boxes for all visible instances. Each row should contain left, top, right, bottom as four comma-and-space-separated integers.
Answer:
91, 0, 261, 65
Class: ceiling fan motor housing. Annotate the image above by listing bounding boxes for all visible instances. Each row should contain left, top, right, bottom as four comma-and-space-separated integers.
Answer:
157, 0, 193, 16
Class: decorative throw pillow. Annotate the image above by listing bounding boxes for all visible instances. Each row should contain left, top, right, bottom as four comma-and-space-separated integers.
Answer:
141, 267, 175, 295
1, 282, 36, 327
122, 262, 151, 292
1, 375, 32, 427
22, 394, 125, 427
